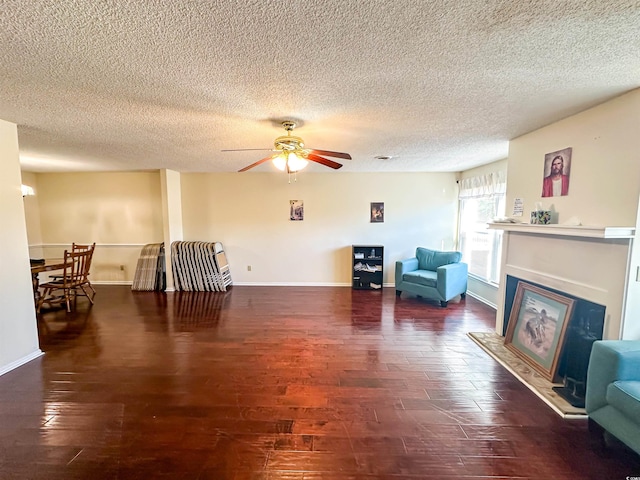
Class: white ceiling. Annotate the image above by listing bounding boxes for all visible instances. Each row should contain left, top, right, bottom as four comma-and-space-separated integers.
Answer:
1, 1, 639, 173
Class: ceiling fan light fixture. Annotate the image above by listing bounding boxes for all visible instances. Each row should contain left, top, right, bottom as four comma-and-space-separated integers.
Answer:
272, 152, 308, 172
272, 154, 287, 171
229, 120, 350, 173
287, 152, 308, 172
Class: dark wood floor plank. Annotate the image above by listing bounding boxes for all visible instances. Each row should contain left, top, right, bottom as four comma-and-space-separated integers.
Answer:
0, 285, 637, 479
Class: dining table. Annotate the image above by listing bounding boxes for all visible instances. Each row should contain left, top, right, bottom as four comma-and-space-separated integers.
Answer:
30, 258, 67, 304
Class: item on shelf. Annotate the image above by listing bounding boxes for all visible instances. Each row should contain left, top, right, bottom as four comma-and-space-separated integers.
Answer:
530, 210, 551, 225
352, 245, 384, 290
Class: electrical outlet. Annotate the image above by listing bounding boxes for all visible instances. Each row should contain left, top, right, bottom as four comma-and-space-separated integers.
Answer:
247, 265, 252, 271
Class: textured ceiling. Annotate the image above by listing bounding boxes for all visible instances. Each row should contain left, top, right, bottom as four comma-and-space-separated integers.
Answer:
1, 1, 639, 173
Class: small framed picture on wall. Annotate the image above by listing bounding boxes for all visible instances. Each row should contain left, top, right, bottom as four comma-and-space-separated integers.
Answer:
370, 202, 384, 223
290, 200, 304, 221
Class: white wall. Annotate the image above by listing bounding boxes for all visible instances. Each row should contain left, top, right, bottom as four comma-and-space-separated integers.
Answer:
0, 119, 42, 375
160, 169, 184, 291
180, 172, 459, 285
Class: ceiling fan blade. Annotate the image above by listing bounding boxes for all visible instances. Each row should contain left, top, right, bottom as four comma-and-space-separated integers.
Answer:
307, 153, 343, 170
222, 148, 273, 152
308, 149, 352, 160
238, 155, 274, 172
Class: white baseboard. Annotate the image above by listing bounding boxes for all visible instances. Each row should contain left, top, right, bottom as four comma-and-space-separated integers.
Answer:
0, 349, 44, 377
467, 291, 497, 310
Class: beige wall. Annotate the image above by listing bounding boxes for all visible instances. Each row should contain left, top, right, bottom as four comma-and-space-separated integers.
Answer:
180, 172, 459, 285
0, 119, 41, 374
506, 88, 640, 226
23, 171, 458, 285
27, 172, 164, 282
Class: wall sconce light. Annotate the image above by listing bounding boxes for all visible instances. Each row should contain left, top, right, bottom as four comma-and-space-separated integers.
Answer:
21, 184, 35, 197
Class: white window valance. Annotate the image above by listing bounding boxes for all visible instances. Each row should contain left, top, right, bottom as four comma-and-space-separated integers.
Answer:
458, 171, 506, 199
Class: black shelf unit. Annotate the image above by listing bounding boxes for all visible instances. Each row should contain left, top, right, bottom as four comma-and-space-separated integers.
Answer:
352, 245, 384, 290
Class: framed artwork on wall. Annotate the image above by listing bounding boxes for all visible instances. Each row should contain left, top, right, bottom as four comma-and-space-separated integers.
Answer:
290, 200, 304, 221
504, 281, 575, 381
541, 147, 572, 197
370, 202, 384, 223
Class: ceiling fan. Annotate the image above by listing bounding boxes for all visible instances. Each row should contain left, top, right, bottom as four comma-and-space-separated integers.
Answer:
223, 121, 352, 173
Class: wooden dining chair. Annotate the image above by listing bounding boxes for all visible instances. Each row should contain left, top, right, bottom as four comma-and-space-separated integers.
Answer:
37, 248, 93, 313
49, 242, 96, 302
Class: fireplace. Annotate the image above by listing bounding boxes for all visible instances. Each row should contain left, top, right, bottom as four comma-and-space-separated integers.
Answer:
488, 222, 637, 408
503, 275, 605, 407
489, 223, 636, 341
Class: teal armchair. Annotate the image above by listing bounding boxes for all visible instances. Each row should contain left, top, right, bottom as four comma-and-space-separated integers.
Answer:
586, 340, 640, 455
395, 247, 468, 307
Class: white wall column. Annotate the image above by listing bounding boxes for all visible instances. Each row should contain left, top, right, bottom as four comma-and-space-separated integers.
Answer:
160, 169, 183, 291
0, 118, 43, 375
622, 196, 640, 339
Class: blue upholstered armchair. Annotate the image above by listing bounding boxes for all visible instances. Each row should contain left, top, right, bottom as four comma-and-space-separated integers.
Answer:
586, 340, 640, 455
395, 247, 468, 307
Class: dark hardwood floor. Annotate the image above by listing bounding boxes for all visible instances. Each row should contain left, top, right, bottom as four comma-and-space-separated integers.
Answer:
1, 286, 638, 479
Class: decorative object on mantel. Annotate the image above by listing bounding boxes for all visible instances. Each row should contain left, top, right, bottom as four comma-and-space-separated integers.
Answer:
512, 197, 524, 217
541, 147, 572, 198
530, 210, 551, 224
491, 216, 518, 224
504, 281, 575, 382
530, 201, 552, 224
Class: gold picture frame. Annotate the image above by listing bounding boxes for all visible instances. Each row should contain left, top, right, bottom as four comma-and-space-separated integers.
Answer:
504, 281, 575, 382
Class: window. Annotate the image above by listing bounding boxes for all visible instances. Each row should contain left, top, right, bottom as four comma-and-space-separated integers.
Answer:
458, 172, 506, 284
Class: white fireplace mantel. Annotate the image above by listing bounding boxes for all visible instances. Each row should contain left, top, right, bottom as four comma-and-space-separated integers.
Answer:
487, 222, 635, 239
490, 221, 638, 340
